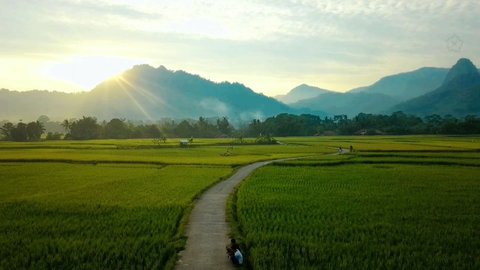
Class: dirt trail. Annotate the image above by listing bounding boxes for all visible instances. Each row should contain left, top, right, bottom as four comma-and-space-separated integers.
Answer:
175, 160, 273, 270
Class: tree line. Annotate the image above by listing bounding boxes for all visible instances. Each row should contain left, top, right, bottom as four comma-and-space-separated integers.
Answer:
242, 112, 480, 136
0, 121, 45, 141
1, 112, 480, 141
0, 116, 235, 141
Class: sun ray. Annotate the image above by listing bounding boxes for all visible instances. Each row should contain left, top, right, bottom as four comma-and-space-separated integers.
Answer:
113, 76, 154, 121
115, 74, 178, 114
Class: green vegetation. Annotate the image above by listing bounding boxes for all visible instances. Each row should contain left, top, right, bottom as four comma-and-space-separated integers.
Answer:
245, 112, 480, 136
0, 121, 45, 141
1, 136, 479, 269
3, 111, 480, 143
0, 138, 328, 166
0, 138, 313, 269
232, 138, 480, 269
0, 163, 232, 269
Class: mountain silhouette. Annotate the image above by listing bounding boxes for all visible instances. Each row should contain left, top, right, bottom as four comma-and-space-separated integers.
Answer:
0, 65, 292, 122
1, 60, 479, 122
0, 89, 87, 121
289, 66, 450, 117
274, 84, 334, 104
349, 67, 448, 101
291, 92, 399, 117
82, 65, 292, 121
392, 58, 480, 116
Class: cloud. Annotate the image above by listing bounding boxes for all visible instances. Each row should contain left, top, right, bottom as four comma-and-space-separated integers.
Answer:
0, 0, 479, 94
199, 98, 230, 116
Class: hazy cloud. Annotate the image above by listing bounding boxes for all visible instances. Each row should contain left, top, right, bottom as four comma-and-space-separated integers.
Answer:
0, 0, 479, 94
199, 98, 230, 116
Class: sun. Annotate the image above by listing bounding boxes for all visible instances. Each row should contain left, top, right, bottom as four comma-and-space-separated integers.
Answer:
44, 56, 142, 91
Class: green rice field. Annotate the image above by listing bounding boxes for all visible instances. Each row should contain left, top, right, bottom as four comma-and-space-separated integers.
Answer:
1, 136, 479, 269
0, 163, 231, 269
231, 138, 480, 269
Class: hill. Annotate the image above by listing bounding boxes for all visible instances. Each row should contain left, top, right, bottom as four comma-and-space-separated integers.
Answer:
82, 65, 293, 121
274, 84, 334, 104
0, 89, 87, 121
0, 65, 293, 121
291, 92, 399, 117
392, 58, 480, 116
349, 67, 448, 101
289, 66, 450, 117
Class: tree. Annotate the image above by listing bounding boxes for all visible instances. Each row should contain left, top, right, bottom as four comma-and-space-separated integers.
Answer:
440, 115, 460, 134
61, 119, 72, 134
11, 122, 28, 142
247, 119, 263, 137
265, 114, 300, 136
333, 115, 347, 122
174, 120, 194, 138
0, 122, 14, 140
144, 124, 162, 138
104, 118, 130, 139
424, 114, 442, 134
26, 121, 45, 141
216, 117, 233, 136
46, 132, 62, 140
194, 117, 218, 137
387, 111, 423, 134
37, 115, 50, 124
160, 120, 176, 137
462, 115, 480, 134
69, 116, 100, 140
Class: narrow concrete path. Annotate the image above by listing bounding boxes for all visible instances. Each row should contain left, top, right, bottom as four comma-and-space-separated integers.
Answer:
175, 160, 274, 270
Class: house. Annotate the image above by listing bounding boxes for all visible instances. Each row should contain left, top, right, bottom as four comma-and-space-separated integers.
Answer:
179, 139, 190, 147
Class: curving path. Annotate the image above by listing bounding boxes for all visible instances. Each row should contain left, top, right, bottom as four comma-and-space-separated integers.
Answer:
175, 160, 274, 270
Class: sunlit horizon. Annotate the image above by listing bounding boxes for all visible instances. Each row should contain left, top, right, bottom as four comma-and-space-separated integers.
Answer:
1, 0, 479, 96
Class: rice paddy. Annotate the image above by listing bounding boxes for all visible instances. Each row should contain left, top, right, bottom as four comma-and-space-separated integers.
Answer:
1, 136, 479, 269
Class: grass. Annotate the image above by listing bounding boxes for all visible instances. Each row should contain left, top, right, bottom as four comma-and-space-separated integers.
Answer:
277, 152, 480, 167
0, 163, 232, 269
231, 137, 480, 269
280, 135, 480, 152
1, 136, 480, 269
234, 164, 479, 269
0, 139, 323, 166
0, 138, 317, 269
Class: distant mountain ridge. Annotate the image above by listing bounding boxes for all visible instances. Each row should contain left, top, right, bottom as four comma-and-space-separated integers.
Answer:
291, 92, 399, 116
0, 89, 87, 121
349, 67, 449, 101
275, 84, 334, 104
283, 59, 479, 117
1, 59, 479, 122
84, 65, 293, 120
392, 58, 480, 116
0, 65, 293, 121
276, 66, 450, 116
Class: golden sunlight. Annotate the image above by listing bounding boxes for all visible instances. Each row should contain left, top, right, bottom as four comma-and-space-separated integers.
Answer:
44, 56, 141, 91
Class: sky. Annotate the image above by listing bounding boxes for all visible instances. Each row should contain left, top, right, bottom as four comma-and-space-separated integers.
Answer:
1, 0, 479, 96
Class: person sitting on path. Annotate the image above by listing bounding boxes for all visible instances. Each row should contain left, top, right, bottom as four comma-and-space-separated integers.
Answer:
226, 238, 243, 265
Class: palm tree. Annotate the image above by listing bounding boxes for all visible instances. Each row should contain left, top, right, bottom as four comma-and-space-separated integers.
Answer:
61, 119, 71, 134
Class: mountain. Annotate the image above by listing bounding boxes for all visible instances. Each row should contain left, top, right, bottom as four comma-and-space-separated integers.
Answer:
392, 58, 480, 116
0, 65, 293, 122
291, 92, 399, 117
289, 66, 450, 117
0, 89, 87, 121
82, 65, 292, 120
349, 67, 448, 101
275, 84, 334, 104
